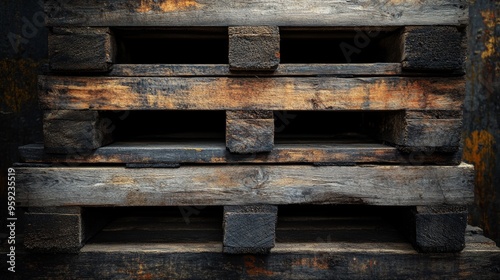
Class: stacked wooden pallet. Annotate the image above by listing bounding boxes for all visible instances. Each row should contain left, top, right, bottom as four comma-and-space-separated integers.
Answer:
17, 0, 475, 263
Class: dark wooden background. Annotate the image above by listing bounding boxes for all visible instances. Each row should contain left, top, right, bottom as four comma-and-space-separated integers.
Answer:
0, 0, 499, 246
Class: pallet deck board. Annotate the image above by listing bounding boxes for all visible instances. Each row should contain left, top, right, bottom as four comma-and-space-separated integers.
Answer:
45, 0, 468, 27
18, 141, 460, 165
16, 164, 474, 207
39, 76, 465, 111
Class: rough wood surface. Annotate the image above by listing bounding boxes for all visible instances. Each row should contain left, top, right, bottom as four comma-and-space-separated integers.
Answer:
107, 63, 403, 77
43, 110, 113, 153
407, 206, 468, 253
3, 227, 499, 279
375, 111, 463, 152
226, 111, 274, 153
38, 76, 465, 111
223, 205, 278, 254
49, 27, 114, 72
400, 26, 466, 72
44, 0, 468, 27
229, 26, 280, 71
18, 141, 463, 165
16, 164, 474, 207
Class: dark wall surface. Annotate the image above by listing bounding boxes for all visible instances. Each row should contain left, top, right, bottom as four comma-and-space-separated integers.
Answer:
464, 0, 500, 246
0, 0, 499, 246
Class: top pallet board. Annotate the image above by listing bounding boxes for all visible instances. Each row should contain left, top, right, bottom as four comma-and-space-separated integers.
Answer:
46, 0, 468, 27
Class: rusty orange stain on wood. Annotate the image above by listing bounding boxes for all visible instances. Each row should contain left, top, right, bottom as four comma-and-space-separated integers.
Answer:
291, 257, 329, 270
464, 130, 496, 233
243, 255, 273, 276
137, 0, 202, 13
480, 10, 500, 60
0, 59, 39, 113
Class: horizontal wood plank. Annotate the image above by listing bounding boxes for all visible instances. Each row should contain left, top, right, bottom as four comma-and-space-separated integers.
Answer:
39, 76, 465, 111
45, 0, 468, 27
17, 164, 474, 207
19, 141, 462, 165
108, 64, 403, 77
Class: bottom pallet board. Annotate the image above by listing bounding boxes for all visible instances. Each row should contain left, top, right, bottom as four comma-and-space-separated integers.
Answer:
17, 164, 474, 207
2, 225, 499, 279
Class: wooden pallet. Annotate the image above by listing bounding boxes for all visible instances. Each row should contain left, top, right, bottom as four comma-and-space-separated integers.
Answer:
16, 0, 474, 257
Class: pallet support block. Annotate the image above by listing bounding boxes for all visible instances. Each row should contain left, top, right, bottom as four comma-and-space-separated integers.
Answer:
229, 26, 280, 71
43, 110, 113, 153
49, 27, 115, 72
24, 207, 110, 253
406, 206, 468, 253
385, 26, 466, 72
375, 110, 463, 153
226, 111, 274, 154
223, 205, 278, 254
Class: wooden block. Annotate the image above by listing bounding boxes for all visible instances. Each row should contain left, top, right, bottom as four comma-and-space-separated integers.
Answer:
223, 205, 278, 254
16, 164, 474, 207
226, 110, 274, 153
229, 26, 280, 71
23, 207, 109, 253
38, 76, 465, 111
375, 110, 463, 152
44, 1, 468, 27
43, 110, 113, 153
407, 206, 468, 253
49, 27, 114, 72
387, 26, 466, 72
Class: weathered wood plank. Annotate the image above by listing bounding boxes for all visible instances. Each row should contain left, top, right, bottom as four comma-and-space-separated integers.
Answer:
226, 111, 274, 153
400, 26, 466, 72
18, 141, 463, 165
405, 206, 468, 253
45, 0, 468, 27
223, 205, 278, 254
107, 63, 403, 77
49, 27, 114, 72
5, 228, 500, 279
43, 110, 113, 153
16, 164, 474, 207
375, 111, 463, 152
229, 26, 280, 71
38, 76, 465, 111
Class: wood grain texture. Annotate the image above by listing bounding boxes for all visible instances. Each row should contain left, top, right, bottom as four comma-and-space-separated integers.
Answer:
49, 27, 114, 72
107, 63, 403, 77
38, 76, 465, 111
44, 0, 468, 27
408, 206, 468, 253
400, 26, 466, 72
16, 164, 474, 207
229, 26, 280, 71
18, 141, 463, 165
375, 111, 463, 152
4, 228, 500, 279
226, 111, 274, 153
43, 110, 113, 153
223, 205, 278, 254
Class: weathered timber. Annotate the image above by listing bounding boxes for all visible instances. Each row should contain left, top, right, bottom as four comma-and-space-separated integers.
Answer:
398, 26, 466, 72
374, 110, 463, 153
23, 207, 109, 253
43, 110, 113, 153
226, 111, 274, 153
223, 205, 278, 254
49, 27, 114, 72
107, 63, 403, 77
18, 141, 463, 165
38, 76, 465, 111
4, 227, 499, 279
405, 206, 469, 253
16, 164, 474, 207
44, 0, 468, 27
229, 26, 280, 71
